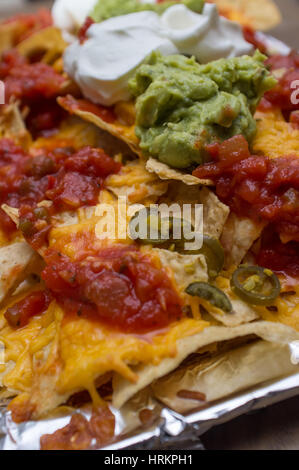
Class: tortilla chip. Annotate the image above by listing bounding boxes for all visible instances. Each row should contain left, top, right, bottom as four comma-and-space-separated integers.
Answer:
112, 321, 299, 408
0, 104, 31, 150
146, 158, 213, 187
200, 188, 230, 239
212, 0, 282, 31
106, 159, 169, 204
58, 95, 141, 157
155, 249, 208, 291
0, 21, 25, 56
213, 297, 258, 327
32, 116, 104, 152
220, 213, 265, 269
17, 27, 67, 65
1, 205, 19, 227
152, 340, 298, 413
202, 276, 259, 326
159, 183, 229, 240
0, 242, 43, 305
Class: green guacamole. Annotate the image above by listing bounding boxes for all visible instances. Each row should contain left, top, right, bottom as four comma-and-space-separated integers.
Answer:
129, 51, 277, 169
91, 0, 204, 23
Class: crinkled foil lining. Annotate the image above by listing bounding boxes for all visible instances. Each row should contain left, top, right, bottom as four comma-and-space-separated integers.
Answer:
0, 345, 298, 450
0, 34, 296, 451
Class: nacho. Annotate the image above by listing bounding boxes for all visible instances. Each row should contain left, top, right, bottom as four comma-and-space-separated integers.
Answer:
152, 340, 297, 413
0, 242, 42, 305
0, 22, 25, 56
0, 0, 297, 451
106, 159, 169, 204
58, 95, 141, 156
221, 214, 266, 269
212, 0, 282, 31
113, 321, 299, 408
0, 104, 31, 149
146, 158, 213, 187
17, 27, 67, 65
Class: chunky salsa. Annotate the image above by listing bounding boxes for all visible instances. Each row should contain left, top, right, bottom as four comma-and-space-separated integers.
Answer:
5, 291, 51, 328
193, 135, 299, 244
41, 248, 183, 333
0, 49, 65, 103
0, 139, 121, 242
257, 230, 299, 280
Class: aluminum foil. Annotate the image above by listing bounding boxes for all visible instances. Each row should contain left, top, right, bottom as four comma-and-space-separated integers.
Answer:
0, 358, 298, 450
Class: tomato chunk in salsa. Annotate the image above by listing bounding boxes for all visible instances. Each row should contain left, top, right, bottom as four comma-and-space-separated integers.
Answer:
4, 291, 51, 328
257, 230, 299, 280
0, 51, 65, 103
193, 135, 299, 243
0, 140, 121, 242
41, 248, 183, 333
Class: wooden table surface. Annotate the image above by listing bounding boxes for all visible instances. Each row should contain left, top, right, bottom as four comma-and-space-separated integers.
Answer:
0, 0, 298, 451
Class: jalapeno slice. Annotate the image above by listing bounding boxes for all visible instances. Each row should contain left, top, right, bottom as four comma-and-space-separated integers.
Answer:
231, 265, 281, 306
182, 235, 224, 278
185, 282, 232, 313
130, 209, 192, 247
129, 208, 171, 245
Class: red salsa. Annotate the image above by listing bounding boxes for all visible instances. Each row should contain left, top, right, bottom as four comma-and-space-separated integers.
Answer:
0, 49, 67, 137
25, 99, 67, 138
41, 248, 183, 333
257, 230, 299, 280
259, 51, 299, 122
0, 50, 66, 103
0, 139, 121, 242
78, 17, 95, 44
242, 26, 267, 54
193, 135, 299, 242
4, 291, 51, 328
59, 95, 117, 124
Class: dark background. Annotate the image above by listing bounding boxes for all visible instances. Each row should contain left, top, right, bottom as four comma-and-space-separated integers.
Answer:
0, 0, 298, 450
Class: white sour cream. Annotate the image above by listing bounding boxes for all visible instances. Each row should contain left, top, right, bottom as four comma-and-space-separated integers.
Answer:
52, 0, 97, 41
64, 3, 253, 106
161, 4, 252, 62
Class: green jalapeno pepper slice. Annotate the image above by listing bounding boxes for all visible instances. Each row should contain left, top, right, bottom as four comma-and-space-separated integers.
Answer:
185, 282, 232, 313
130, 210, 225, 278
231, 265, 281, 306
129, 208, 191, 246
129, 208, 172, 245
181, 235, 224, 279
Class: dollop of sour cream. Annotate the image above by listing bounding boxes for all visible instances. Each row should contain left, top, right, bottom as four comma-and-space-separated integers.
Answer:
161, 4, 252, 62
52, 0, 97, 41
64, 3, 253, 106
65, 12, 178, 105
